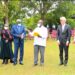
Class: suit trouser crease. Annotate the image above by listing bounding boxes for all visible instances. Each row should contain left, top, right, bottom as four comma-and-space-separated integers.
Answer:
59, 42, 69, 64
34, 45, 45, 64
14, 39, 24, 62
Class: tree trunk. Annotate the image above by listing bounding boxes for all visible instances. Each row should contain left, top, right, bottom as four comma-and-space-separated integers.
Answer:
3, 0, 9, 25
3, 16, 8, 25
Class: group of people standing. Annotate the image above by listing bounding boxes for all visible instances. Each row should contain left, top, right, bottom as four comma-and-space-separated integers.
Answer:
0, 16, 73, 66
28, 16, 71, 66
0, 24, 13, 64
0, 19, 26, 65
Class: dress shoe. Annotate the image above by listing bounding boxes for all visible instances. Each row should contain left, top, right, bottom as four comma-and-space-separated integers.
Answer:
64, 60, 67, 66
13, 62, 17, 65
64, 63, 67, 66
19, 61, 24, 65
59, 62, 63, 65
34, 64, 38, 66
10, 60, 14, 63
5, 59, 8, 64
2, 59, 5, 64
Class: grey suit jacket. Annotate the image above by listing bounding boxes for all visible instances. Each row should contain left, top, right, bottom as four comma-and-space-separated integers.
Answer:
57, 24, 71, 43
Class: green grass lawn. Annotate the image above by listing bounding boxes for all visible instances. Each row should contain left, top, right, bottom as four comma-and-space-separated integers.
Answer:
0, 39, 75, 75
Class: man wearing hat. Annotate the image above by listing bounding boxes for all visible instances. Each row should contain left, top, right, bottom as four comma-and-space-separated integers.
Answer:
11, 19, 26, 65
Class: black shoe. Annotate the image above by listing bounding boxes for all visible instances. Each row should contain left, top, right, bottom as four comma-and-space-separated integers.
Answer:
13, 62, 17, 65
19, 61, 23, 65
5, 59, 8, 64
64, 61, 67, 66
34, 64, 38, 66
2, 59, 5, 64
64, 63, 67, 66
19, 63, 23, 65
59, 62, 63, 65
10, 60, 14, 63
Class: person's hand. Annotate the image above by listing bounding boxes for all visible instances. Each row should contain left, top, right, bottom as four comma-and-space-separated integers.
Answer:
73, 40, 75, 44
66, 41, 69, 46
27, 29, 30, 33
73, 38, 75, 43
5, 40, 8, 43
21, 33, 24, 39
9, 36, 13, 39
57, 40, 60, 45
38, 35, 42, 38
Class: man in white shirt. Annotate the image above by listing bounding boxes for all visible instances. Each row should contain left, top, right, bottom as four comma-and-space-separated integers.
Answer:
29, 20, 48, 66
57, 17, 71, 66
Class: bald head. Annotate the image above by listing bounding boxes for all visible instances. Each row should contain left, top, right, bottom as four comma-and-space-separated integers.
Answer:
37, 19, 44, 27
38, 19, 44, 26
38, 19, 43, 24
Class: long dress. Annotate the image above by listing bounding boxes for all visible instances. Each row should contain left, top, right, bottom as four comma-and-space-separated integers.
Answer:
0, 29, 13, 59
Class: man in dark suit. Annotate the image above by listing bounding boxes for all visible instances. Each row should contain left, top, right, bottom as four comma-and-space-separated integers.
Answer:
57, 17, 71, 66
11, 19, 26, 65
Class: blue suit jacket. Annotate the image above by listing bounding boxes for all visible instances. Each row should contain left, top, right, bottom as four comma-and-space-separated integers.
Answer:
11, 24, 26, 40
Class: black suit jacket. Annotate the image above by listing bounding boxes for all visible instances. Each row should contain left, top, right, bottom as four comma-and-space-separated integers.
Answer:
57, 24, 71, 43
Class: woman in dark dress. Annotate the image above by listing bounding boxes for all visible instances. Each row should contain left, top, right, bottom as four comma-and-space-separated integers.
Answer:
0, 24, 14, 64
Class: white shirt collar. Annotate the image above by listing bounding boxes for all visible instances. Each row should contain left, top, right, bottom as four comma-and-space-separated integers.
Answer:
62, 24, 66, 27
18, 23, 22, 26
37, 25, 44, 28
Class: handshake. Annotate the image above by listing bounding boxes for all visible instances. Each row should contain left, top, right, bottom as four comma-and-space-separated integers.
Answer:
17, 33, 25, 39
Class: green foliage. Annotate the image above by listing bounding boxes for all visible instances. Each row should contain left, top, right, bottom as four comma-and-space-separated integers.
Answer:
23, 14, 41, 29
8, 0, 21, 24
47, 1, 75, 27
67, 19, 75, 29
55, 1, 75, 18
0, 0, 75, 29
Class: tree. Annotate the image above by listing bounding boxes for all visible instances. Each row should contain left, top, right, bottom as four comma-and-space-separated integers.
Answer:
0, 0, 75, 29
